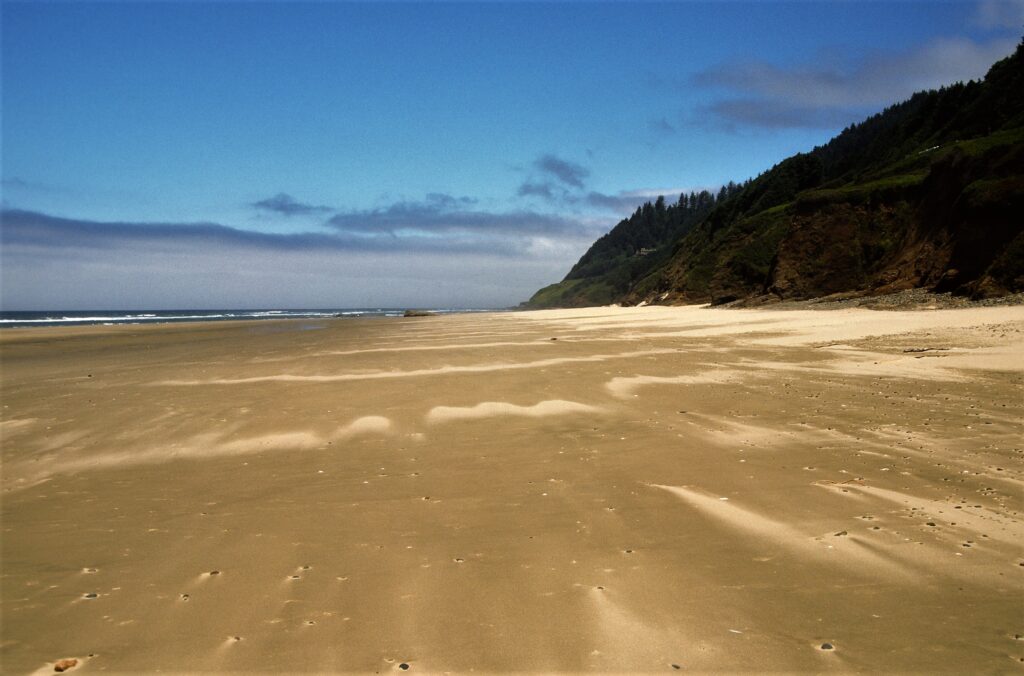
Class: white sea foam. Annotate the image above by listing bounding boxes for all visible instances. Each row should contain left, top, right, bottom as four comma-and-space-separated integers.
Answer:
0, 309, 403, 326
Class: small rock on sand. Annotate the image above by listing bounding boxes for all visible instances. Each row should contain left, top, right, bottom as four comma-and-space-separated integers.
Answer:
820, 643, 834, 651
54, 658, 78, 672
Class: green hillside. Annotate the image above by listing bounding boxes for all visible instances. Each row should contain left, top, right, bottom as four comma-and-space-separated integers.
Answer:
526, 39, 1024, 308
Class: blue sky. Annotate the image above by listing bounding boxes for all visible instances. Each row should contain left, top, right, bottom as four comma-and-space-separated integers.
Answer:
2, 1, 1022, 309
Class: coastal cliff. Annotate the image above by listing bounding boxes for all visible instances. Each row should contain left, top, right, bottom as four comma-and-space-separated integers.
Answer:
527, 39, 1024, 308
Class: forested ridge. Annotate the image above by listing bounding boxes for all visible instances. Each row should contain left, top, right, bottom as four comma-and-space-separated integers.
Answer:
526, 39, 1024, 308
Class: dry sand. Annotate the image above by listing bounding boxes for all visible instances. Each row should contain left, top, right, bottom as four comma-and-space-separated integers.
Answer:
1, 305, 1022, 674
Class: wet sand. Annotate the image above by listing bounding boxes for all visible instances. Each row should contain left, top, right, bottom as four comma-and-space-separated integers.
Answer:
2, 305, 1022, 673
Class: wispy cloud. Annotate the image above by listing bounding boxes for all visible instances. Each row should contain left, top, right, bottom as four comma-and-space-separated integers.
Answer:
585, 187, 701, 215
327, 193, 590, 237
1, 177, 63, 194
701, 99, 864, 131
973, 0, 1024, 29
251, 193, 333, 216
516, 153, 592, 204
514, 149, 695, 216
535, 154, 590, 188
693, 36, 1017, 130
0, 208, 539, 257
516, 181, 557, 200
2, 208, 357, 253
0, 208, 595, 309
585, 191, 645, 213
648, 116, 676, 135
2, 200, 607, 261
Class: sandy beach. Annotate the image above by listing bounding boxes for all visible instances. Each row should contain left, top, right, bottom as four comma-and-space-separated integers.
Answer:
1, 305, 1022, 674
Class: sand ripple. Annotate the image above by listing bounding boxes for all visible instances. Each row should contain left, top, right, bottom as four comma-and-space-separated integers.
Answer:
605, 370, 737, 398
426, 400, 601, 424
651, 483, 912, 578
155, 350, 676, 386
6, 416, 393, 487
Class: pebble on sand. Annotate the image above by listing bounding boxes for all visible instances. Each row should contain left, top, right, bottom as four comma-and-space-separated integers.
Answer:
820, 643, 835, 651
54, 658, 78, 672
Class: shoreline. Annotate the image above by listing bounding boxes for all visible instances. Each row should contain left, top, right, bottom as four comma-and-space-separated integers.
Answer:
0, 315, 391, 340
6, 288, 1024, 334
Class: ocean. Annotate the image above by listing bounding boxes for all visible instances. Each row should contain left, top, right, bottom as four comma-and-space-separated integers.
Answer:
0, 308, 491, 329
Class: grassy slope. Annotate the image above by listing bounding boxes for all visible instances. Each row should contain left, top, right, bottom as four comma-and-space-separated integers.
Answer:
635, 127, 1024, 303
